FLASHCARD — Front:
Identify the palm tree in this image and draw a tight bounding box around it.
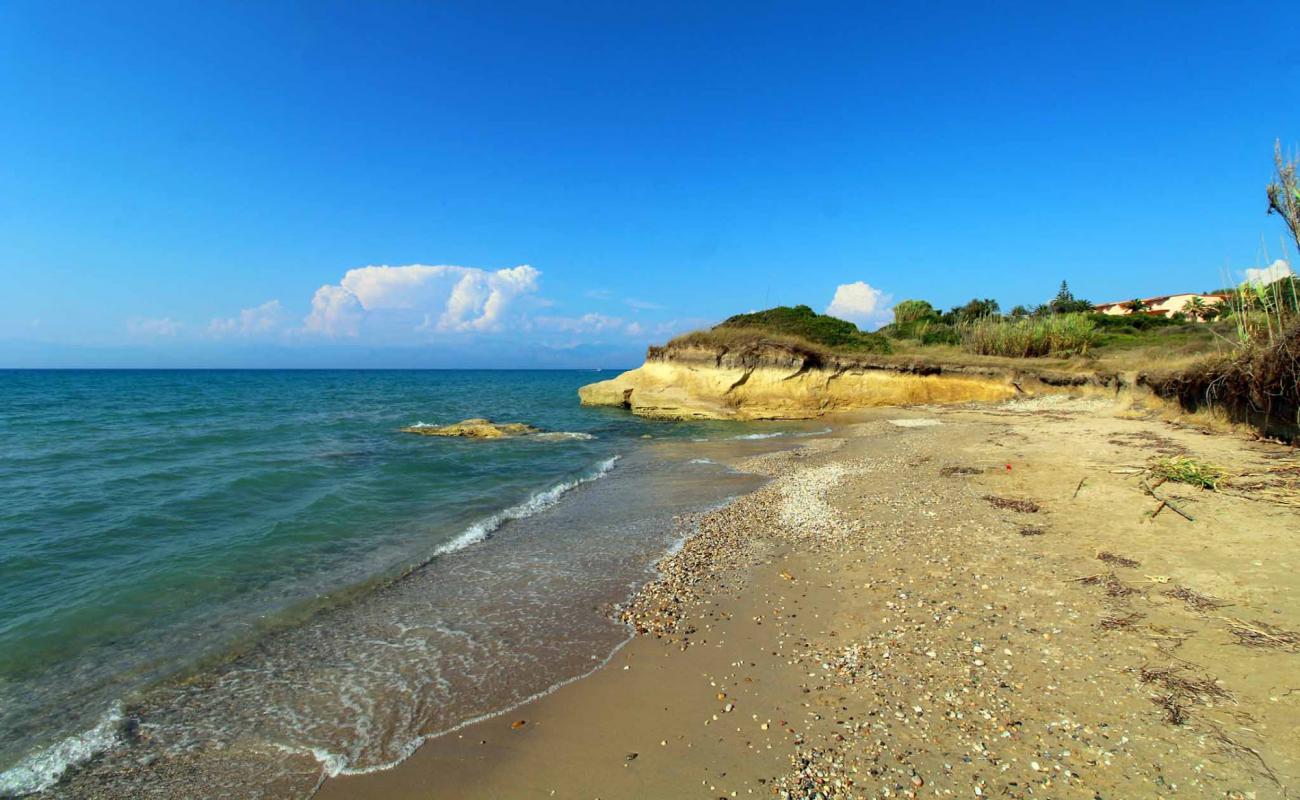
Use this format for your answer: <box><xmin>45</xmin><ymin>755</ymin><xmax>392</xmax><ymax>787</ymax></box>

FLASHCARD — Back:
<box><xmin>1123</xmin><ymin>298</ymin><xmax>1148</xmax><ymax>314</ymax></box>
<box><xmin>1184</xmin><ymin>296</ymin><xmax>1208</xmax><ymax>321</ymax></box>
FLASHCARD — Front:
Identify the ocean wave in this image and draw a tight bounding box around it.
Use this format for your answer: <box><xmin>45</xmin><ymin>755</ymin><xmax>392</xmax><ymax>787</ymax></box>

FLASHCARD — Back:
<box><xmin>688</xmin><ymin>458</ymin><xmax>716</xmax><ymax>464</ymax></box>
<box><xmin>0</xmin><ymin>703</ymin><xmax>123</xmax><ymax>796</ymax></box>
<box><xmin>432</xmin><ymin>456</ymin><xmax>620</xmax><ymax>556</ymax></box>
<box><xmin>529</xmin><ymin>431</ymin><xmax>596</xmax><ymax>441</ymax></box>
<box><xmin>731</xmin><ymin>431</ymin><xmax>786</xmax><ymax>440</ymax></box>
<box><xmin>794</xmin><ymin>427</ymin><xmax>833</xmax><ymax>437</ymax></box>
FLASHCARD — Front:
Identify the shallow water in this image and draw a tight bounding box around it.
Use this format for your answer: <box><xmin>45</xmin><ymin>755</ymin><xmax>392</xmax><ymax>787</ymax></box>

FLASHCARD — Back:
<box><xmin>0</xmin><ymin>370</ymin><xmax>814</xmax><ymax>797</ymax></box>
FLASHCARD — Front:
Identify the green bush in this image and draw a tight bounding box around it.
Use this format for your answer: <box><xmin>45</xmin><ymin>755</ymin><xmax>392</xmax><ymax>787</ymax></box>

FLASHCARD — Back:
<box><xmin>959</xmin><ymin>314</ymin><xmax>1098</xmax><ymax>357</ymax></box>
<box><xmin>1089</xmin><ymin>312</ymin><xmax>1183</xmax><ymax>333</ymax></box>
<box><xmin>892</xmin><ymin>299</ymin><xmax>940</xmax><ymax>326</ymax></box>
<box><xmin>714</xmin><ymin>305</ymin><xmax>892</xmax><ymax>353</ymax></box>
<box><xmin>920</xmin><ymin>324</ymin><xmax>961</xmax><ymax>346</ymax></box>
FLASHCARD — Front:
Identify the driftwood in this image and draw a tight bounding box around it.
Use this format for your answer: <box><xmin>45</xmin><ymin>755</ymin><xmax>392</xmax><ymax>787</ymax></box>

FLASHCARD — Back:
<box><xmin>1141</xmin><ymin>479</ymin><xmax>1194</xmax><ymax>522</ymax></box>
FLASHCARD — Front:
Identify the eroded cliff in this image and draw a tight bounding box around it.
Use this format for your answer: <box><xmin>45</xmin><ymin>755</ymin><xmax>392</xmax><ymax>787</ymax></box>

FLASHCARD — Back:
<box><xmin>579</xmin><ymin>341</ymin><xmax>1104</xmax><ymax>420</ymax></box>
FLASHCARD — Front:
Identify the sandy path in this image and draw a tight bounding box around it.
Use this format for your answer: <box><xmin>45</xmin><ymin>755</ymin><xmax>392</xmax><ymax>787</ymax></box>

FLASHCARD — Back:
<box><xmin>318</xmin><ymin>397</ymin><xmax>1298</xmax><ymax>799</ymax></box>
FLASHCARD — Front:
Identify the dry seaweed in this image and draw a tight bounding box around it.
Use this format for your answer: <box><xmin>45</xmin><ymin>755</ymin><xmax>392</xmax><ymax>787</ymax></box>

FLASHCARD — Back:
<box><xmin>982</xmin><ymin>495</ymin><xmax>1040</xmax><ymax>513</ymax></box>
<box><xmin>1099</xmin><ymin>612</ymin><xmax>1145</xmax><ymax>630</ymax></box>
<box><xmin>1073</xmin><ymin>572</ymin><xmax>1137</xmax><ymax>597</ymax></box>
<box><xmin>1097</xmin><ymin>551</ymin><xmax>1141</xmax><ymax>568</ymax></box>
<box><xmin>1138</xmin><ymin>665</ymin><xmax>1232</xmax><ymax>702</ymax></box>
<box><xmin>1164</xmin><ymin>585</ymin><xmax>1228</xmax><ymax>612</ymax></box>
<box><xmin>940</xmin><ymin>465</ymin><xmax>983</xmax><ymax>476</ymax></box>
<box><xmin>1018</xmin><ymin>526</ymin><xmax>1046</xmax><ymax>537</ymax></box>
<box><xmin>1152</xmin><ymin>693</ymin><xmax>1190</xmax><ymax>725</ymax></box>
<box><xmin>1220</xmin><ymin>617</ymin><xmax>1300</xmax><ymax>651</ymax></box>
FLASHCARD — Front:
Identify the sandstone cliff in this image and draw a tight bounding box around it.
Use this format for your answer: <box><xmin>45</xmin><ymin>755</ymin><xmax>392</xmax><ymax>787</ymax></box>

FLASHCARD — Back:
<box><xmin>579</xmin><ymin>341</ymin><xmax>1107</xmax><ymax>420</ymax></box>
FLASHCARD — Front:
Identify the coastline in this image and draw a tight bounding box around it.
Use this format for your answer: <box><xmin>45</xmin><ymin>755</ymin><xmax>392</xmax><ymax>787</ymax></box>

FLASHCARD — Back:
<box><xmin>319</xmin><ymin>397</ymin><xmax>1299</xmax><ymax>798</ymax></box>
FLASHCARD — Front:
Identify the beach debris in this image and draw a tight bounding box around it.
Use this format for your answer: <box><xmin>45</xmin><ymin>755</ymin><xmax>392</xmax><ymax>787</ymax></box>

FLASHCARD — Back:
<box><xmin>1150</xmin><ymin>455</ymin><xmax>1226</xmax><ymax>490</ymax></box>
<box><xmin>1097</xmin><ymin>550</ymin><xmax>1140</xmax><ymax>568</ymax></box>
<box><xmin>1099</xmin><ymin>611</ymin><xmax>1145</xmax><ymax>630</ymax></box>
<box><xmin>511</xmin><ymin>719</ymin><xmax>527</xmax><ymax>729</ymax></box>
<box><xmin>939</xmin><ymin>465</ymin><xmax>983</xmax><ymax>476</ymax></box>
<box><xmin>1072</xmin><ymin>476</ymin><xmax>1087</xmax><ymax>497</ymax></box>
<box><xmin>982</xmin><ymin>494</ymin><xmax>1040</xmax><ymax>513</ymax></box>
<box><xmin>1219</xmin><ymin>617</ymin><xmax>1300</xmax><ymax>652</ymax></box>
<box><xmin>1140</xmin><ymin>479</ymin><xmax>1195</xmax><ymax>521</ymax></box>
<box><xmin>402</xmin><ymin>418</ymin><xmax>542</xmax><ymax>438</ymax></box>
<box><xmin>1018</xmin><ymin>525</ymin><xmax>1046</xmax><ymax>536</ymax></box>
<box><xmin>1074</xmin><ymin>572</ymin><xmax>1137</xmax><ymax>597</ymax></box>
<box><xmin>1164</xmin><ymin>585</ymin><xmax>1227</xmax><ymax>611</ymax></box>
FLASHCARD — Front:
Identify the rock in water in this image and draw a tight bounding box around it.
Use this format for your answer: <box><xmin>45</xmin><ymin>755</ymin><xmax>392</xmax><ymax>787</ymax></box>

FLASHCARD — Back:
<box><xmin>401</xmin><ymin>418</ymin><xmax>541</xmax><ymax>438</ymax></box>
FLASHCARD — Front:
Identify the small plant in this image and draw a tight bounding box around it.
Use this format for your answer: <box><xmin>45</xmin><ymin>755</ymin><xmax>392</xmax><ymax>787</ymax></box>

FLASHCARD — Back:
<box><xmin>1151</xmin><ymin>456</ymin><xmax>1225</xmax><ymax>490</ymax></box>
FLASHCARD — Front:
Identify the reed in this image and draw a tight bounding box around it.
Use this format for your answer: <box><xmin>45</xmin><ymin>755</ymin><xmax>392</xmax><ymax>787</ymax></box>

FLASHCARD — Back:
<box><xmin>958</xmin><ymin>313</ymin><xmax>1097</xmax><ymax>357</ymax></box>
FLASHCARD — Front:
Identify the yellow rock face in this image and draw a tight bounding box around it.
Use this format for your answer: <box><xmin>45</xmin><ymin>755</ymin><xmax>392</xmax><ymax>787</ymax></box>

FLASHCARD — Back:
<box><xmin>578</xmin><ymin>352</ymin><xmax>1019</xmax><ymax>420</ymax></box>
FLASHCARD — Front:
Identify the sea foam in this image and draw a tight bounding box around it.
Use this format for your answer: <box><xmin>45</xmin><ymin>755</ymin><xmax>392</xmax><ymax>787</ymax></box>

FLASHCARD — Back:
<box><xmin>433</xmin><ymin>456</ymin><xmax>619</xmax><ymax>556</ymax></box>
<box><xmin>0</xmin><ymin>703</ymin><xmax>123</xmax><ymax>796</ymax></box>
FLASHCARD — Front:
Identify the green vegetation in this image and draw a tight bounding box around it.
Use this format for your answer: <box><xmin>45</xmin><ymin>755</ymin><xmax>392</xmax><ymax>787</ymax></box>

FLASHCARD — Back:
<box><xmin>892</xmin><ymin>299</ymin><xmax>938</xmax><ymax>325</ymax></box>
<box><xmin>1266</xmin><ymin>140</ymin><xmax>1300</xmax><ymax>251</ymax></box>
<box><xmin>1148</xmin><ymin>141</ymin><xmax>1300</xmax><ymax>442</ymax></box>
<box><xmin>959</xmin><ymin>313</ymin><xmax>1097</xmax><ymax>357</ymax></box>
<box><xmin>1047</xmin><ymin>281</ymin><xmax>1094</xmax><ymax>314</ymax></box>
<box><xmin>1151</xmin><ymin>456</ymin><xmax>1226</xmax><ymax>490</ymax></box>
<box><xmin>672</xmin><ymin>304</ymin><xmax>892</xmax><ymax>355</ymax></box>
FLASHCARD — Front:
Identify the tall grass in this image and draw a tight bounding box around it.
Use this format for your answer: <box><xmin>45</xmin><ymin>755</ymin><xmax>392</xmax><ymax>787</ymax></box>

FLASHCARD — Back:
<box><xmin>959</xmin><ymin>313</ymin><xmax>1097</xmax><ymax>357</ymax></box>
<box><xmin>1221</xmin><ymin>276</ymin><xmax>1300</xmax><ymax>347</ymax></box>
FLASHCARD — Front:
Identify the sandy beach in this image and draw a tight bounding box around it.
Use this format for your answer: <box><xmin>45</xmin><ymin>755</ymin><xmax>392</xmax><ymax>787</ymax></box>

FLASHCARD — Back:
<box><xmin>318</xmin><ymin>395</ymin><xmax>1299</xmax><ymax>799</ymax></box>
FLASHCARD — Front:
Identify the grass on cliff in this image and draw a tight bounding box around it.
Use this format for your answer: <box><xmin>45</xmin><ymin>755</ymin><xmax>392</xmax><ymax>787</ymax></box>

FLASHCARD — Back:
<box><xmin>670</xmin><ymin>305</ymin><xmax>892</xmax><ymax>356</ymax></box>
<box><xmin>1147</xmin><ymin>315</ymin><xmax>1300</xmax><ymax>442</ymax></box>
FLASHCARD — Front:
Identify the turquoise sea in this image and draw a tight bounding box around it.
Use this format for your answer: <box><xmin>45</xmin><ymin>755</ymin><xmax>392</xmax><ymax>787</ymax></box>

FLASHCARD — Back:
<box><xmin>0</xmin><ymin>370</ymin><xmax>821</xmax><ymax>798</ymax></box>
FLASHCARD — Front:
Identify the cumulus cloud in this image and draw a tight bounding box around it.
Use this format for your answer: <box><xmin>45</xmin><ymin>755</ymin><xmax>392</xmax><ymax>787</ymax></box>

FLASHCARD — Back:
<box><xmin>1244</xmin><ymin>259</ymin><xmax>1294</xmax><ymax>286</ymax></box>
<box><xmin>303</xmin><ymin>264</ymin><xmax>540</xmax><ymax>338</ymax></box>
<box><xmin>127</xmin><ymin>317</ymin><xmax>181</xmax><ymax>337</ymax></box>
<box><xmin>825</xmin><ymin>281</ymin><xmax>893</xmax><ymax>330</ymax></box>
<box><xmin>535</xmin><ymin>313</ymin><xmax>629</xmax><ymax>334</ymax></box>
<box><xmin>209</xmin><ymin>300</ymin><xmax>285</xmax><ymax>337</ymax></box>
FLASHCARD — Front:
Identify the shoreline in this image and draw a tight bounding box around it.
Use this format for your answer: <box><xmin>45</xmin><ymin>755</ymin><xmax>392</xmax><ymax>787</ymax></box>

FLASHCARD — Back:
<box><xmin>319</xmin><ymin>397</ymin><xmax>1299</xmax><ymax>798</ymax></box>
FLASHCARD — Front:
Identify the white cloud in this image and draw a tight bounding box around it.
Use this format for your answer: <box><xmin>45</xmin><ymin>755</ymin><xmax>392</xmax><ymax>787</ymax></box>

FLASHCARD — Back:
<box><xmin>305</xmin><ymin>284</ymin><xmax>365</xmax><ymax>337</ymax></box>
<box><xmin>127</xmin><ymin>317</ymin><xmax>181</xmax><ymax>337</ymax></box>
<box><xmin>535</xmin><ymin>312</ymin><xmax>627</xmax><ymax>334</ymax></box>
<box><xmin>1244</xmin><ymin>259</ymin><xmax>1294</xmax><ymax>286</ymax></box>
<box><xmin>825</xmin><ymin>281</ymin><xmax>893</xmax><ymax>330</ymax></box>
<box><xmin>303</xmin><ymin>264</ymin><xmax>541</xmax><ymax>337</ymax></box>
<box><xmin>208</xmin><ymin>300</ymin><xmax>284</xmax><ymax>337</ymax></box>
<box><xmin>624</xmin><ymin>298</ymin><xmax>663</xmax><ymax>310</ymax></box>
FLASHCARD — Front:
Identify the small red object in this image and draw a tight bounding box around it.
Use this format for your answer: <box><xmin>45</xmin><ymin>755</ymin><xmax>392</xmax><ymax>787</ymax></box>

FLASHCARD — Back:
<box><xmin>1005</xmin><ymin>464</ymin><xmax>1012</xmax><ymax>471</ymax></box>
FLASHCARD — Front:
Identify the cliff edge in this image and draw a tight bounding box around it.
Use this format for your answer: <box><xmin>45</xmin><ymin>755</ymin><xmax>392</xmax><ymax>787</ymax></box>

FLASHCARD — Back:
<box><xmin>578</xmin><ymin>341</ymin><xmax>1041</xmax><ymax>420</ymax></box>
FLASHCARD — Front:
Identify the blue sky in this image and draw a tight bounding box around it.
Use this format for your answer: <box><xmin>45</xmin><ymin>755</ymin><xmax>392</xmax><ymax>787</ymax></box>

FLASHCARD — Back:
<box><xmin>1</xmin><ymin>1</ymin><xmax>1296</xmax><ymax>367</ymax></box>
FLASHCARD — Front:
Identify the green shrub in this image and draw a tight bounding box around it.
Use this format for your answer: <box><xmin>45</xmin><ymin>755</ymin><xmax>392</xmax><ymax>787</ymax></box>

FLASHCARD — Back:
<box><xmin>920</xmin><ymin>323</ymin><xmax>961</xmax><ymax>346</ymax></box>
<box><xmin>892</xmin><ymin>299</ymin><xmax>940</xmax><ymax>326</ymax></box>
<box><xmin>711</xmin><ymin>305</ymin><xmax>892</xmax><ymax>354</ymax></box>
<box><xmin>959</xmin><ymin>313</ymin><xmax>1097</xmax><ymax>357</ymax></box>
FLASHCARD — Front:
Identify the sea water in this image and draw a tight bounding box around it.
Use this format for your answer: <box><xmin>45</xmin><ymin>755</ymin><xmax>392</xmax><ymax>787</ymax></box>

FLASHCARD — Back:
<box><xmin>0</xmin><ymin>370</ymin><xmax>819</xmax><ymax>797</ymax></box>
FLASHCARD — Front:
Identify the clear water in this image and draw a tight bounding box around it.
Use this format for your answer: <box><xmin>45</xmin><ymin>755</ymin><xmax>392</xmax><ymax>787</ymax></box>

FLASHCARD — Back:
<box><xmin>0</xmin><ymin>370</ymin><xmax>816</xmax><ymax>797</ymax></box>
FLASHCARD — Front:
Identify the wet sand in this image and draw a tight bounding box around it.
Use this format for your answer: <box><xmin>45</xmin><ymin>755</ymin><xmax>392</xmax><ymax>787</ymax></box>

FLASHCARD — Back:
<box><xmin>318</xmin><ymin>396</ymin><xmax>1300</xmax><ymax>799</ymax></box>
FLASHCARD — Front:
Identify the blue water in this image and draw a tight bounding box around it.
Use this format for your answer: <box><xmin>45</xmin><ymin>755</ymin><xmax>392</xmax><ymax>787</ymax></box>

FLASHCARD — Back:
<box><xmin>0</xmin><ymin>370</ymin><xmax>813</xmax><ymax>797</ymax></box>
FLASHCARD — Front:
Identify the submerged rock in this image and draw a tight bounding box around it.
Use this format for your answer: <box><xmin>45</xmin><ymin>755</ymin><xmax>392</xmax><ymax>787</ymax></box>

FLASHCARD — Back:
<box><xmin>401</xmin><ymin>418</ymin><xmax>541</xmax><ymax>438</ymax></box>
